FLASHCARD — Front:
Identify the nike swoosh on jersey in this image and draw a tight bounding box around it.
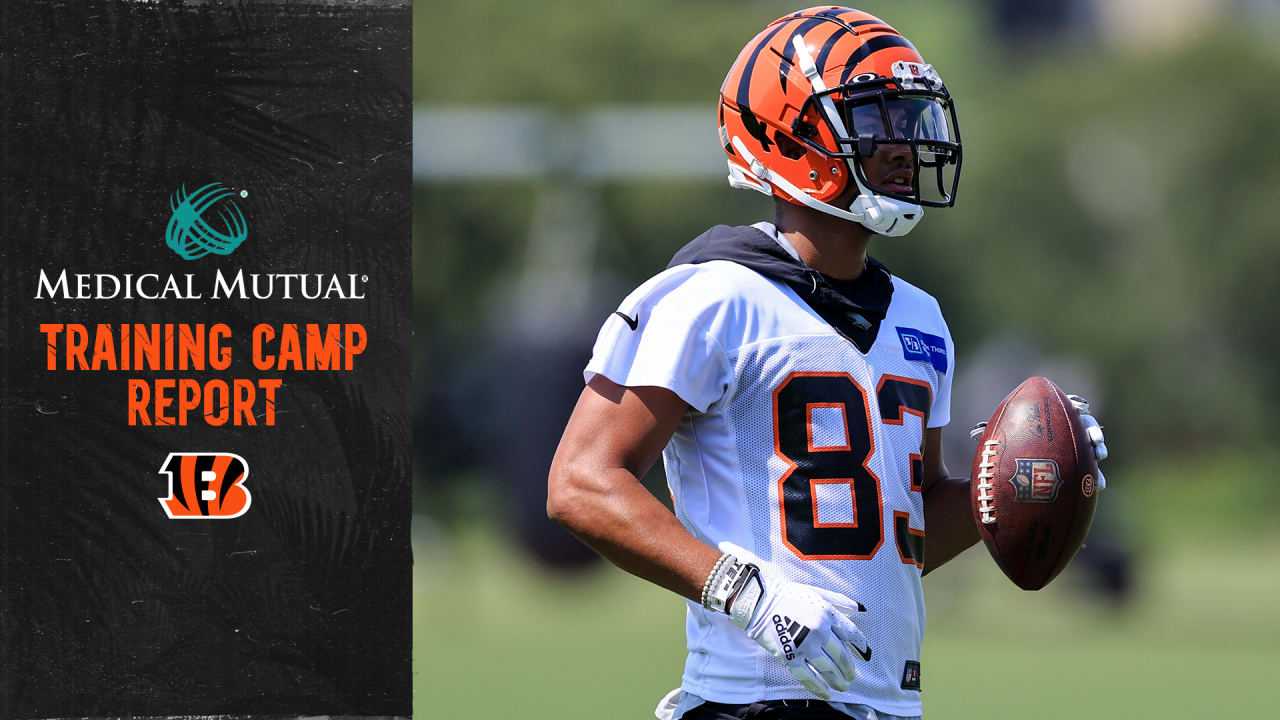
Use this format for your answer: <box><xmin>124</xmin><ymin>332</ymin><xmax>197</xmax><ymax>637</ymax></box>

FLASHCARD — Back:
<box><xmin>613</xmin><ymin>311</ymin><xmax>639</xmax><ymax>330</ymax></box>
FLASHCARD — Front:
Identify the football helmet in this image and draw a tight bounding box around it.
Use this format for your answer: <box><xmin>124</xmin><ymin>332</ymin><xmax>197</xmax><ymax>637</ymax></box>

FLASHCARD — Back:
<box><xmin>719</xmin><ymin>7</ymin><xmax>962</xmax><ymax>236</ymax></box>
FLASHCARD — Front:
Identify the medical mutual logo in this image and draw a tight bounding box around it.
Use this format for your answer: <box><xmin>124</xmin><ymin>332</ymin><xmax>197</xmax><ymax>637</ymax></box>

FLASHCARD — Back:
<box><xmin>32</xmin><ymin>179</ymin><xmax>369</xmax><ymax>301</ymax></box>
<box><xmin>165</xmin><ymin>182</ymin><xmax>249</xmax><ymax>260</ymax></box>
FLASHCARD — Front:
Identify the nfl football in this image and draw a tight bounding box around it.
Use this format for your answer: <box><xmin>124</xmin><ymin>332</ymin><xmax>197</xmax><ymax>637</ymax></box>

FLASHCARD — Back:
<box><xmin>970</xmin><ymin>377</ymin><xmax>1099</xmax><ymax>590</ymax></box>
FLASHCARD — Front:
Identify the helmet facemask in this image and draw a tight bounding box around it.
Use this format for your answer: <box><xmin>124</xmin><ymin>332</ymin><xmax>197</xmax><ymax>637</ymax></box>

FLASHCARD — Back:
<box><xmin>796</xmin><ymin>68</ymin><xmax>962</xmax><ymax>210</ymax></box>
<box><xmin>785</xmin><ymin>41</ymin><xmax>961</xmax><ymax>236</ymax></box>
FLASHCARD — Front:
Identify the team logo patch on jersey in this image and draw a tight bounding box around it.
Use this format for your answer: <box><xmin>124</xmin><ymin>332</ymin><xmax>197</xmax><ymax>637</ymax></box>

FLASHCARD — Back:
<box><xmin>896</xmin><ymin>327</ymin><xmax>947</xmax><ymax>373</ymax></box>
<box><xmin>901</xmin><ymin>660</ymin><xmax>921</xmax><ymax>690</ymax></box>
<box><xmin>1009</xmin><ymin>459</ymin><xmax>1062</xmax><ymax>502</ymax></box>
<box><xmin>158</xmin><ymin>452</ymin><xmax>251</xmax><ymax>518</ymax></box>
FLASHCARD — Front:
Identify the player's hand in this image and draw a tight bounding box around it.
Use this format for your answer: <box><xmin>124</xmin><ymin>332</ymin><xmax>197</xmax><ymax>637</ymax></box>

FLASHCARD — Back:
<box><xmin>1067</xmin><ymin>394</ymin><xmax>1109</xmax><ymax>489</ymax></box>
<box><xmin>717</xmin><ymin>543</ymin><xmax>871</xmax><ymax>700</ymax></box>
<box><xmin>743</xmin><ymin>576</ymin><xmax>870</xmax><ymax>699</ymax></box>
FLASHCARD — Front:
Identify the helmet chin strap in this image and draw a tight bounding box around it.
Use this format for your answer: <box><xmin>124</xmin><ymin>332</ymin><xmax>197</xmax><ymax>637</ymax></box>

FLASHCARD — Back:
<box><xmin>846</xmin><ymin>167</ymin><xmax>922</xmax><ymax>237</ymax></box>
<box><xmin>727</xmin><ymin>137</ymin><xmax>925</xmax><ymax>237</ymax></box>
<box><xmin>730</xmin><ymin>136</ymin><xmax>863</xmax><ymax>224</ymax></box>
<box><xmin>786</xmin><ymin>35</ymin><xmax>924</xmax><ymax>237</ymax></box>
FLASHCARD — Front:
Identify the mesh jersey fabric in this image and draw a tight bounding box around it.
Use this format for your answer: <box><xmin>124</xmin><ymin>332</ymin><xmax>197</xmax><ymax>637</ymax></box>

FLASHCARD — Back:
<box><xmin>584</xmin><ymin>223</ymin><xmax>953</xmax><ymax>717</ymax></box>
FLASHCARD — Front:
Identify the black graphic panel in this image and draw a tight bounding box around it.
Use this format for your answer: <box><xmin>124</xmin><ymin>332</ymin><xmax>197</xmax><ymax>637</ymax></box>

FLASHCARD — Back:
<box><xmin>0</xmin><ymin>1</ymin><xmax>410</xmax><ymax>716</ymax></box>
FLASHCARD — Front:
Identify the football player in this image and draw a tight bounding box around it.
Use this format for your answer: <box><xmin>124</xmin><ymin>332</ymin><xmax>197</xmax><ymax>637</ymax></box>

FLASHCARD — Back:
<box><xmin>547</xmin><ymin>7</ymin><xmax>1107</xmax><ymax>720</ymax></box>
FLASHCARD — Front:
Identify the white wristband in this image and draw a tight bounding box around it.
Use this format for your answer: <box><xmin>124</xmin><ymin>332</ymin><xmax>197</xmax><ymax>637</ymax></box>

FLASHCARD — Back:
<box><xmin>701</xmin><ymin>554</ymin><xmax>738</xmax><ymax>613</ymax></box>
<box><xmin>702</xmin><ymin>555</ymin><xmax>764</xmax><ymax>630</ymax></box>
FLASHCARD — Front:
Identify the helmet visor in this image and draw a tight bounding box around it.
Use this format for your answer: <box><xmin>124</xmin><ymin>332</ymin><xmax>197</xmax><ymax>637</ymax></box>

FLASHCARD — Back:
<box><xmin>818</xmin><ymin>89</ymin><xmax>962</xmax><ymax>207</ymax></box>
<box><xmin>848</xmin><ymin>96</ymin><xmax>953</xmax><ymax>144</ymax></box>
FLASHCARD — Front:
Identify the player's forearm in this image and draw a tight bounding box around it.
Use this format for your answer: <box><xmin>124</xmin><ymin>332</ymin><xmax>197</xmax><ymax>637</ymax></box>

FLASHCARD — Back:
<box><xmin>921</xmin><ymin>475</ymin><xmax>980</xmax><ymax>574</ymax></box>
<box><xmin>547</xmin><ymin>465</ymin><xmax>722</xmax><ymax>602</ymax></box>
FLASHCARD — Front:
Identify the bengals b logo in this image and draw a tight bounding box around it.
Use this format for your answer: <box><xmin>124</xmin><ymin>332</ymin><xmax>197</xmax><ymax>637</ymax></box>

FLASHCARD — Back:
<box><xmin>158</xmin><ymin>452</ymin><xmax>251</xmax><ymax>519</ymax></box>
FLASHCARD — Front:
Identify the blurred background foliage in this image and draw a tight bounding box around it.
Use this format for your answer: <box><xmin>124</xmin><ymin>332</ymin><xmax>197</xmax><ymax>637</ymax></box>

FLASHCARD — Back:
<box><xmin>414</xmin><ymin>1</ymin><xmax>1280</xmax><ymax>717</ymax></box>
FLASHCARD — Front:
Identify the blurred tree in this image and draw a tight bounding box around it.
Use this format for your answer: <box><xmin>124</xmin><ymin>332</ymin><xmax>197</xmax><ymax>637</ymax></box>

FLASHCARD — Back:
<box><xmin>989</xmin><ymin>0</ymin><xmax>1095</xmax><ymax>50</ymax></box>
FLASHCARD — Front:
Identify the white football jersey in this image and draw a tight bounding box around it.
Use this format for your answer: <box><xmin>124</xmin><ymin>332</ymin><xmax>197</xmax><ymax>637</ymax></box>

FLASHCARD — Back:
<box><xmin>585</xmin><ymin>223</ymin><xmax>952</xmax><ymax>716</ymax></box>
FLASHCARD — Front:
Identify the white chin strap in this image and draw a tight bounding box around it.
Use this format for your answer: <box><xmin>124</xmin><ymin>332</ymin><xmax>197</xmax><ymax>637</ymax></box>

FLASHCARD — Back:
<box><xmin>724</xmin><ymin>37</ymin><xmax>923</xmax><ymax>238</ymax></box>
<box><xmin>729</xmin><ymin>138</ymin><xmax>920</xmax><ymax>237</ymax></box>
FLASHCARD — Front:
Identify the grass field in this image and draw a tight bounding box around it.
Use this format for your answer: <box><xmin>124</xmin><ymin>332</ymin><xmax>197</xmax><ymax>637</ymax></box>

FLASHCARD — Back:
<box><xmin>413</xmin><ymin>468</ymin><xmax>1280</xmax><ymax>718</ymax></box>
<box><xmin>414</xmin><ymin>531</ymin><xmax>1279</xmax><ymax>718</ymax></box>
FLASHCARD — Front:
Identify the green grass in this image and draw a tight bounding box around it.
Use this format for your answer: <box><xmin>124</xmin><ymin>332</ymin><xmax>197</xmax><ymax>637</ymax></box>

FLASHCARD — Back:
<box><xmin>922</xmin><ymin>541</ymin><xmax>1280</xmax><ymax>718</ymax></box>
<box><xmin>414</xmin><ymin>513</ymin><xmax>1280</xmax><ymax>718</ymax></box>
<box><xmin>413</xmin><ymin>526</ymin><xmax>687</xmax><ymax>718</ymax></box>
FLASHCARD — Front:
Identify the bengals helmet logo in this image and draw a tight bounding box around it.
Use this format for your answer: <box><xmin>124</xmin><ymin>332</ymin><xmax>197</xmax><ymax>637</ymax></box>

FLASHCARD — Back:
<box><xmin>158</xmin><ymin>452</ymin><xmax>251</xmax><ymax>519</ymax></box>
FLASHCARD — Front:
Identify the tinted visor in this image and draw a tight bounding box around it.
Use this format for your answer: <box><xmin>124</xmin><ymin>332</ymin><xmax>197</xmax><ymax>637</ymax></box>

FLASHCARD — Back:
<box><xmin>839</xmin><ymin>93</ymin><xmax>960</xmax><ymax>206</ymax></box>
<box><xmin>847</xmin><ymin>96</ymin><xmax>953</xmax><ymax>143</ymax></box>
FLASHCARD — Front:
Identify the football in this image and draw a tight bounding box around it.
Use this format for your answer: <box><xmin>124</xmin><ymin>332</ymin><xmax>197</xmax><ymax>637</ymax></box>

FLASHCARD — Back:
<box><xmin>970</xmin><ymin>376</ymin><xmax>1099</xmax><ymax>590</ymax></box>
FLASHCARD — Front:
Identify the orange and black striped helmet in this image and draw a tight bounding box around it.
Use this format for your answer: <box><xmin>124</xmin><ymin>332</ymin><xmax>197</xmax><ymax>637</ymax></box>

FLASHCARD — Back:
<box><xmin>720</xmin><ymin>6</ymin><xmax>961</xmax><ymax>236</ymax></box>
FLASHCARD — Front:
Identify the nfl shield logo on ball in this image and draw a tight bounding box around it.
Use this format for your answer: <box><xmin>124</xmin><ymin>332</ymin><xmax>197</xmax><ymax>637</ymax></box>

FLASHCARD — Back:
<box><xmin>1008</xmin><ymin>458</ymin><xmax>1062</xmax><ymax>502</ymax></box>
